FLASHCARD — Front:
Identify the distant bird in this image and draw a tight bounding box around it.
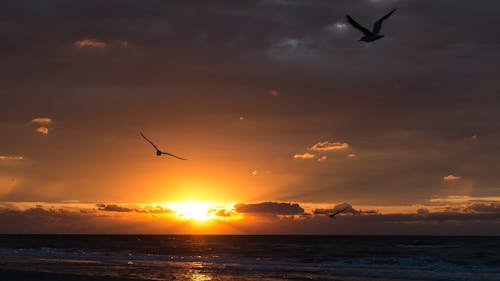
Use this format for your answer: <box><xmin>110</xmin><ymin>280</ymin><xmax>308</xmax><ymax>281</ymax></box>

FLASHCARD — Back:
<box><xmin>346</xmin><ymin>9</ymin><xmax>396</xmax><ymax>42</ymax></box>
<box><xmin>328</xmin><ymin>207</ymin><xmax>349</xmax><ymax>220</ymax></box>
<box><xmin>140</xmin><ymin>131</ymin><xmax>187</xmax><ymax>160</ymax></box>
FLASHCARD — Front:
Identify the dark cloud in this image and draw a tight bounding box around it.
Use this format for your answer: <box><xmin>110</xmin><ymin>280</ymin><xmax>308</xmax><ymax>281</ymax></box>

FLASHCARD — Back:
<box><xmin>357</xmin><ymin>203</ymin><xmax>500</xmax><ymax>224</ymax></box>
<box><xmin>96</xmin><ymin>204</ymin><xmax>173</xmax><ymax>214</ymax></box>
<box><xmin>96</xmin><ymin>204</ymin><xmax>133</xmax><ymax>212</ymax></box>
<box><xmin>314</xmin><ymin>202</ymin><xmax>378</xmax><ymax>216</ymax></box>
<box><xmin>235</xmin><ymin>202</ymin><xmax>304</xmax><ymax>215</ymax></box>
<box><xmin>311</xmin><ymin>202</ymin><xmax>500</xmax><ymax>224</ymax></box>
<box><xmin>464</xmin><ymin>202</ymin><xmax>500</xmax><ymax>213</ymax></box>
<box><xmin>444</xmin><ymin>202</ymin><xmax>500</xmax><ymax>214</ymax></box>
<box><xmin>0</xmin><ymin>205</ymin><xmax>179</xmax><ymax>234</ymax></box>
<box><xmin>0</xmin><ymin>207</ymin><xmax>100</xmax><ymax>233</ymax></box>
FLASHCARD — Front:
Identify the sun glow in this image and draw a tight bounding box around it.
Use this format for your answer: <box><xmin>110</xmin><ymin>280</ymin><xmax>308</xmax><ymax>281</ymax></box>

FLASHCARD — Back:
<box><xmin>167</xmin><ymin>201</ymin><xmax>236</xmax><ymax>222</ymax></box>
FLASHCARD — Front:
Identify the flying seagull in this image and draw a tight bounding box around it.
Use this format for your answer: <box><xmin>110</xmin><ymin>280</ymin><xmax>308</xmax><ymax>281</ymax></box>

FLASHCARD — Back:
<box><xmin>140</xmin><ymin>131</ymin><xmax>187</xmax><ymax>160</ymax></box>
<box><xmin>328</xmin><ymin>207</ymin><xmax>349</xmax><ymax>220</ymax></box>
<box><xmin>346</xmin><ymin>9</ymin><xmax>396</xmax><ymax>42</ymax></box>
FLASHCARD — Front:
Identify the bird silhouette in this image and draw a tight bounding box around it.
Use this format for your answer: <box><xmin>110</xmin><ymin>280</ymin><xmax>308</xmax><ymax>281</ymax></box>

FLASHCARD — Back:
<box><xmin>140</xmin><ymin>131</ymin><xmax>187</xmax><ymax>160</ymax></box>
<box><xmin>346</xmin><ymin>9</ymin><xmax>396</xmax><ymax>42</ymax></box>
<box><xmin>328</xmin><ymin>207</ymin><xmax>349</xmax><ymax>220</ymax></box>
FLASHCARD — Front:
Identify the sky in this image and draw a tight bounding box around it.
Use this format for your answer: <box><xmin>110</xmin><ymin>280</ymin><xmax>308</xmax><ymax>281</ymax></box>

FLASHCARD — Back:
<box><xmin>1</xmin><ymin>0</ymin><xmax>500</xmax><ymax>234</ymax></box>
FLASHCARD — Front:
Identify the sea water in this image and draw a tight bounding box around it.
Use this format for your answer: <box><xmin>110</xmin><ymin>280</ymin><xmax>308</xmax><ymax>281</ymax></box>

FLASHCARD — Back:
<box><xmin>0</xmin><ymin>235</ymin><xmax>499</xmax><ymax>280</ymax></box>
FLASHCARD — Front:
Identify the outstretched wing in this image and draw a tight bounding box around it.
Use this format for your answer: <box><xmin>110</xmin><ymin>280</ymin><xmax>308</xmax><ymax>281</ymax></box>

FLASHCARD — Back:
<box><xmin>372</xmin><ymin>9</ymin><xmax>396</xmax><ymax>34</ymax></box>
<box><xmin>346</xmin><ymin>15</ymin><xmax>372</xmax><ymax>36</ymax></box>
<box><xmin>161</xmin><ymin>151</ymin><xmax>187</xmax><ymax>160</ymax></box>
<box><xmin>140</xmin><ymin>131</ymin><xmax>160</xmax><ymax>151</ymax></box>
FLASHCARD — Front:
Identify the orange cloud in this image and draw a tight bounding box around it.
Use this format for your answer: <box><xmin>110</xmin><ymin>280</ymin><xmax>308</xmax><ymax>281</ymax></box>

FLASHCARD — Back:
<box><xmin>293</xmin><ymin>152</ymin><xmax>315</xmax><ymax>159</ymax></box>
<box><xmin>317</xmin><ymin>155</ymin><xmax>327</xmax><ymax>162</ymax></box>
<box><xmin>443</xmin><ymin>174</ymin><xmax>461</xmax><ymax>181</ymax></box>
<box><xmin>270</xmin><ymin>89</ymin><xmax>280</xmax><ymax>97</ymax></box>
<box><xmin>35</xmin><ymin>126</ymin><xmax>49</xmax><ymax>135</ymax></box>
<box><xmin>309</xmin><ymin>141</ymin><xmax>349</xmax><ymax>152</ymax></box>
<box><xmin>0</xmin><ymin>155</ymin><xmax>24</xmax><ymax>161</ymax></box>
<box><xmin>30</xmin><ymin>117</ymin><xmax>52</xmax><ymax>125</ymax></box>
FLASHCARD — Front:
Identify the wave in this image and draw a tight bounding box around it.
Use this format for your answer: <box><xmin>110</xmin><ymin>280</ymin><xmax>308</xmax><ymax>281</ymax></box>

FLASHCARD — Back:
<box><xmin>396</xmin><ymin>243</ymin><xmax>462</xmax><ymax>249</ymax></box>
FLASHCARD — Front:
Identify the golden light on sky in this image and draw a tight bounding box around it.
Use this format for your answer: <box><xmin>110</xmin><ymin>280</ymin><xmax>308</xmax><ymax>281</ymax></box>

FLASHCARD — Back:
<box><xmin>166</xmin><ymin>201</ymin><xmax>238</xmax><ymax>222</ymax></box>
<box><xmin>1</xmin><ymin>1</ymin><xmax>500</xmax><ymax>235</ymax></box>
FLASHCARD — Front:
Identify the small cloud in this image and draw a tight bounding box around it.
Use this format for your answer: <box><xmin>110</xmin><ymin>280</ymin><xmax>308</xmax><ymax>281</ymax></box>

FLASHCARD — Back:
<box><xmin>35</xmin><ymin>126</ymin><xmax>49</xmax><ymax>135</ymax></box>
<box><xmin>279</xmin><ymin>38</ymin><xmax>299</xmax><ymax>48</ymax></box>
<box><xmin>293</xmin><ymin>152</ymin><xmax>315</xmax><ymax>160</ymax></box>
<box><xmin>30</xmin><ymin>118</ymin><xmax>52</xmax><ymax>125</ymax></box>
<box><xmin>270</xmin><ymin>90</ymin><xmax>280</xmax><ymax>97</ymax></box>
<box><xmin>239</xmin><ymin>116</ymin><xmax>245</xmax><ymax>121</ymax></box>
<box><xmin>443</xmin><ymin>174</ymin><xmax>461</xmax><ymax>181</ymax></box>
<box><xmin>348</xmin><ymin>153</ymin><xmax>357</xmax><ymax>158</ymax></box>
<box><xmin>0</xmin><ymin>156</ymin><xmax>24</xmax><ymax>161</ymax></box>
<box><xmin>326</xmin><ymin>22</ymin><xmax>348</xmax><ymax>32</ymax></box>
<box><xmin>317</xmin><ymin>155</ymin><xmax>327</xmax><ymax>162</ymax></box>
<box><xmin>251</xmin><ymin>170</ymin><xmax>258</xmax><ymax>175</ymax></box>
<box><xmin>74</xmin><ymin>39</ymin><xmax>107</xmax><ymax>48</ymax></box>
<box><xmin>309</xmin><ymin>141</ymin><xmax>349</xmax><ymax>152</ymax></box>
<box><xmin>120</xmin><ymin>41</ymin><xmax>129</xmax><ymax>48</ymax></box>
<box><xmin>267</xmin><ymin>38</ymin><xmax>315</xmax><ymax>60</ymax></box>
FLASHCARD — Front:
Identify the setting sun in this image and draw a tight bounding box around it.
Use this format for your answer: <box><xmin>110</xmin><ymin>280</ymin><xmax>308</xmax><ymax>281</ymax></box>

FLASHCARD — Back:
<box><xmin>166</xmin><ymin>201</ymin><xmax>236</xmax><ymax>222</ymax></box>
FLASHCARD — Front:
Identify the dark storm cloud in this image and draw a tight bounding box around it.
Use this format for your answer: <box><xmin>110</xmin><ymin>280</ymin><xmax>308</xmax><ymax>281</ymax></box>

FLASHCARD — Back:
<box><xmin>235</xmin><ymin>202</ymin><xmax>305</xmax><ymax>215</ymax></box>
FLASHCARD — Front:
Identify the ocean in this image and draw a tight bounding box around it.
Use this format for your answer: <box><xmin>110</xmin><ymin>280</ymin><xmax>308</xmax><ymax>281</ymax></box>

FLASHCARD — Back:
<box><xmin>0</xmin><ymin>235</ymin><xmax>499</xmax><ymax>281</ymax></box>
